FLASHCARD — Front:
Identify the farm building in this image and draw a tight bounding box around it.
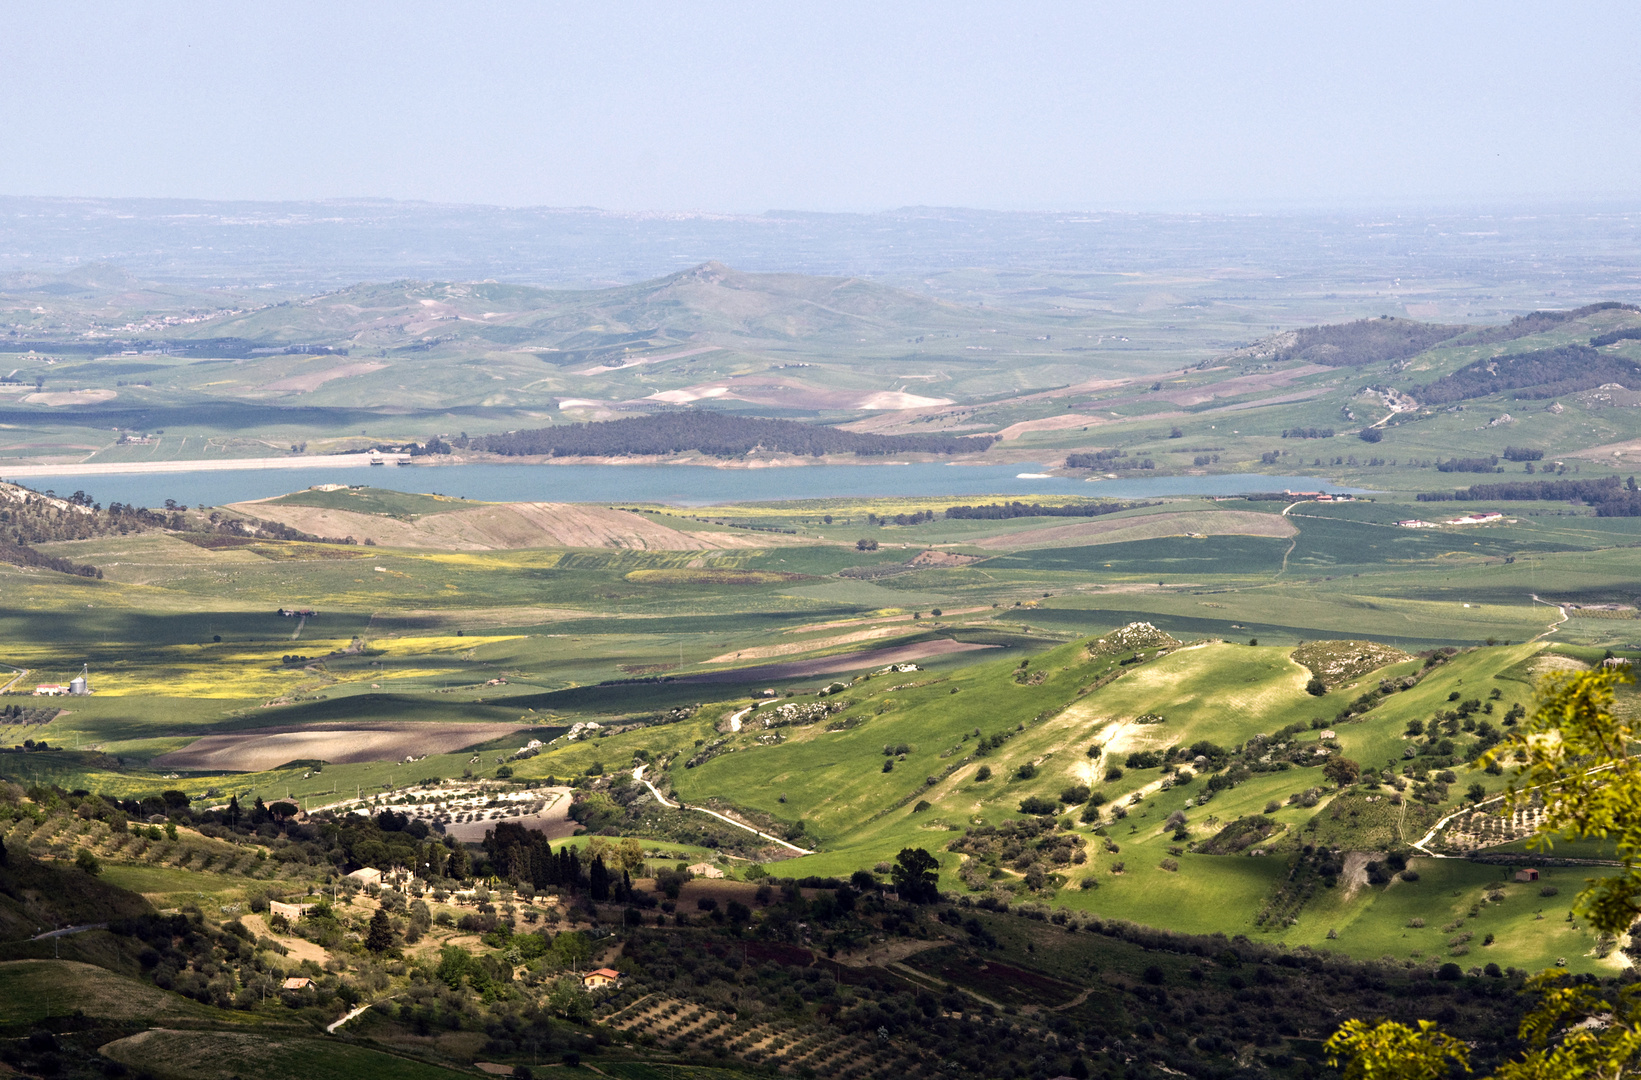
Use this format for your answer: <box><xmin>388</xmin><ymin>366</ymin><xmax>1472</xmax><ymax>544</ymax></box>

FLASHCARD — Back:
<box><xmin>582</xmin><ymin>968</ymin><xmax>621</xmax><ymax>990</ymax></box>
<box><xmin>269</xmin><ymin>900</ymin><xmax>314</xmax><ymax>921</ymax></box>
<box><xmin>1515</xmin><ymin>868</ymin><xmax>1540</xmax><ymax>882</ymax></box>
<box><xmin>1447</xmin><ymin>512</ymin><xmax>1505</xmax><ymax>525</ymax></box>
<box><xmin>281</xmin><ymin>977</ymin><xmax>313</xmax><ymax>991</ymax></box>
<box><xmin>346</xmin><ymin>867</ymin><xmax>384</xmax><ymax>888</ymax></box>
<box><xmin>1604</xmin><ymin>657</ymin><xmax>1634</xmax><ymax>669</ymax></box>
<box><xmin>687</xmin><ymin>862</ymin><xmax>725</xmax><ymax>879</ymax></box>
<box><xmin>32</xmin><ymin>684</ymin><xmax>68</xmax><ymax>696</ymax></box>
<box><xmin>1397</xmin><ymin>519</ymin><xmax>1440</xmax><ymax>528</ymax></box>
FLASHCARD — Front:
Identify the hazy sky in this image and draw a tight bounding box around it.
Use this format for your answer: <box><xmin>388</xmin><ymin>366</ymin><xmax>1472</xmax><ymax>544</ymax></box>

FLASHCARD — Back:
<box><xmin>4</xmin><ymin>1</ymin><xmax>1638</xmax><ymax>213</ymax></box>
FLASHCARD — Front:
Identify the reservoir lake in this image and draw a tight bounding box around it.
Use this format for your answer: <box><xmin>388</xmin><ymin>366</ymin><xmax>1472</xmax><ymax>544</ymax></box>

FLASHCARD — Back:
<box><xmin>5</xmin><ymin>462</ymin><xmax>1369</xmax><ymax>509</ymax></box>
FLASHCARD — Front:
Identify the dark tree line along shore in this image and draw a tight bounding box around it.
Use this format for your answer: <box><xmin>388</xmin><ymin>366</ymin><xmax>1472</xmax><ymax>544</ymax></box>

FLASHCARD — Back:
<box><xmin>462</xmin><ymin>414</ymin><xmax>996</xmax><ymax>458</ymax></box>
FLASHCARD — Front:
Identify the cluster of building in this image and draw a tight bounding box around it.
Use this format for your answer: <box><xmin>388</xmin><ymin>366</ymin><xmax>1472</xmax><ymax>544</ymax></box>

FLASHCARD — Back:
<box><xmin>266</xmin><ymin>868</ymin><xmax>623</xmax><ymax>991</ymax></box>
<box><xmin>32</xmin><ymin>668</ymin><xmax>91</xmax><ymax>696</ymax></box>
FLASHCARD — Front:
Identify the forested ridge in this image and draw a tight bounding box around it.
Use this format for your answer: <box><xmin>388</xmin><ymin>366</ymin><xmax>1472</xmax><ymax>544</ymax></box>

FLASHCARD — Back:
<box><xmin>1409</xmin><ymin>344</ymin><xmax>1641</xmax><ymax>405</ymax></box>
<box><xmin>1461</xmin><ymin>301</ymin><xmax>1638</xmax><ymax>346</ymax></box>
<box><xmin>0</xmin><ymin>483</ymin><xmax>353</xmax><ymax>577</ymax></box>
<box><xmin>463</xmin><ymin>413</ymin><xmax>995</xmax><ymax>458</ymax></box>
<box><xmin>1270</xmin><ymin>317</ymin><xmax>1466</xmax><ymax>367</ymax></box>
<box><xmin>1418</xmin><ymin>475</ymin><xmax>1641</xmax><ymax>516</ymax></box>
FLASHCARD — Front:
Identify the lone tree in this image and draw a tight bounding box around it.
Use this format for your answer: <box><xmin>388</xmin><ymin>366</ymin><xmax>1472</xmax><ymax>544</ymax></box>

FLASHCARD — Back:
<box><xmin>1322</xmin><ymin>756</ymin><xmax>1360</xmax><ymax>788</ymax></box>
<box><xmin>1329</xmin><ymin>666</ymin><xmax>1641</xmax><ymax>1079</ymax></box>
<box><xmin>1306</xmin><ymin>676</ymin><xmax>1327</xmax><ymax>697</ymax></box>
<box><xmin>365</xmin><ymin>907</ymin><xmax>396</xmax><ymax>953</ymax></box>
<box><xmin>890</xmin><ymin>847</ymin><xmax>940</xmax><ymax>904</ymax></box>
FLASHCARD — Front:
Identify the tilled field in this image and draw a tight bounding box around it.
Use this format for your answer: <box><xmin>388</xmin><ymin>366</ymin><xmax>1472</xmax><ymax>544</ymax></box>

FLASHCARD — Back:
<box><xmin>152</xmin><ymin>721</ymin><xmax>528</xmax><ymax>771</ymax></box>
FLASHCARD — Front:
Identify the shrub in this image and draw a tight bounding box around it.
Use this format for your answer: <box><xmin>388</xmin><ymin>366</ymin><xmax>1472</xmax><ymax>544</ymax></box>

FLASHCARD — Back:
<box><xmin>1059</xmin><ymin>784</ymin><xmax>1091</xmax><ymax>804</ymax></box>
<box><xmin>1305</xmin><ymin>677</ymin><xmax>1327</xmax><ymax>697</ymax></box>
<box><xmin>1105</xmin><ymin>766</ymin><xmax>1125</xmax><ymax>782</ymax></box>
<box><xmin>1015</xmin><ymin>763</ymin><xmax>1038</xmax><ymax>781</ymax></box>
<box><xmin>1540</xmin><ymin>885</ymin><xmax>1559</xmax><ymax>897</ymax></box>
<box><xmin>973</xmin><ymin>765</ymin><xmax>992</xmax><ymax>782</ymax></box>
<box><xmin>1018</xmin><ymin>796</ymin><xmax>1059</xmax><ymax>815</ymax></box>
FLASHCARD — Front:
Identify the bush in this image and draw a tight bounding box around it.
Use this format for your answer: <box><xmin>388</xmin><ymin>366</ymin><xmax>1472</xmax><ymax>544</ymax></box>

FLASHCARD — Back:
<box><xmin>1437</xmin><ymin>962</ymin><xmax>1463</xmax><ymax>981</ymax></box>
<box><xmin>1540</xmin><ymin>885</ymin><xmax>1559</xmax><ymax>897</ymax></box>
<box><xmin>1059</xmin><ymin>784</ymin><xmax>1091</xmax><ymax>804</ymax></box>
<box><xmin>1305</xmin><ymin>677</ymin><xmax>1327</xmax><ymax>697</ymax></box>
<box><xmin>1015</xmin><ymin>763</ymin><xmax>1038</xmax><ymax>781</ymax></box>
<box><xmin>1018</xmin><ymin>796</ymin><xmax>1059</xmax><ymax>816</ymax></box>
<box><xmin>973</xmin><ymin>765</ymin><xmax>992</xmax><ymax>782</ymax></box>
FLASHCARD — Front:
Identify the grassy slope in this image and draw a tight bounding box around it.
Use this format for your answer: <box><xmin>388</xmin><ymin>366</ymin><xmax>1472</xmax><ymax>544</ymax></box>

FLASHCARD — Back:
<box><xmin>644</xmin><ymin>635</ymin><xmax>1611</xmax><ymax>969</ymax></box>
<box><xmin>101</xmin><ymin>1028</ymin><xmax>473</xmax><ymax>1080</ymax></box>
<box><xmin>0</xmin><ymin>960</ymin><xmax>247</xmax><ymax>1025</ymax></box>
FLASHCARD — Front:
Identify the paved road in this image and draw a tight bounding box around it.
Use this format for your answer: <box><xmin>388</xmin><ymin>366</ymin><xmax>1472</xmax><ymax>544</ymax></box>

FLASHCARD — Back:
<box><xmin>327</xmin><ymin>1001</ymin><xmax>376</xmax><ymax>1033</ymax></box>
<box><xmin>30</xmin><ymin>923</ymin><xmax>107</xmax><ymax>940</ymax></box>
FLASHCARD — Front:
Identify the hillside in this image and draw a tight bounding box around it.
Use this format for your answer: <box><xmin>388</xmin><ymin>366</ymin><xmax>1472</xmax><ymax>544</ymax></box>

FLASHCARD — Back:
<box><xmin>173</xmin><ymin>261</ymin><xmax>981</xmax><ymax>352</ymax></box>
<box><xmin>235</xmin><ymin>496</ymin><xmax>784</xmax><ymax>550</ymax></box>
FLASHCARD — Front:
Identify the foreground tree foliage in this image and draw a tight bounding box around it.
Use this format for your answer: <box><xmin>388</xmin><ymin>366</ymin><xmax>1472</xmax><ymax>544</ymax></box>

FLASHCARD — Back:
<box><xmin>1330</xmin><ymin>667</ymin><xmax>1641</xmax><ymax>1079</ymax></box>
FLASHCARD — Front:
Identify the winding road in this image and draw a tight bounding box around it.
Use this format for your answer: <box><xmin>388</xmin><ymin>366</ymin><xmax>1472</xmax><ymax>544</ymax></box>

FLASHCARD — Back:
<box><xmin>0</xmin><ymin>665</ymin><xmax>27</xmax><ymax>696</ymax></box>
<box><xmin>1530</xmin><ymin>593</ymin><xmax>1569</xmax><ymax>641</ymax></box>
<box><xmin>633</xmin><ymin>763</ymin><xmax>814</xmax><ymax>856</ymax></box>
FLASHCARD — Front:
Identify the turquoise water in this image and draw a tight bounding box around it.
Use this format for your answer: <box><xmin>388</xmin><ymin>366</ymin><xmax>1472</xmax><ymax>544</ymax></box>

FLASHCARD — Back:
<box><xmin>8</xmin><ymin>462</ymin><xmax>1368</xmax><ymax>509</ymax></box>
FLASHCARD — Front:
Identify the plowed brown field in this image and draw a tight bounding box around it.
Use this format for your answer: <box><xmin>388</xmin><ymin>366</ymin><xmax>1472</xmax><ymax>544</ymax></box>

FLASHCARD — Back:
<box><xmin>230</xmin><ymin>499</ymin><xmax>787</xmax><ymax>550</ymax></box>
<box><xmin>152</xmin><ymin>722</ymin><xmax>528</xmax><ymax>771</ymax></box>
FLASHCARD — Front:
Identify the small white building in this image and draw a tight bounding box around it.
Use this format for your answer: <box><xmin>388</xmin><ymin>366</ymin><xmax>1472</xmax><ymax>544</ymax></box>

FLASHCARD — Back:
<box><xmin>346</xmin><ymin>867</ymin><xmax>384</xmax><ymax>889</ymax></box>
<box><xmin>269</xmin><ymin>900</ymin><xmax>314</xmax><ymax>921</ymax></box>
<box><xmin>687</xmin><ymin>862</ymin><xmax>725</xmax><ymax>879</ymax></box>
